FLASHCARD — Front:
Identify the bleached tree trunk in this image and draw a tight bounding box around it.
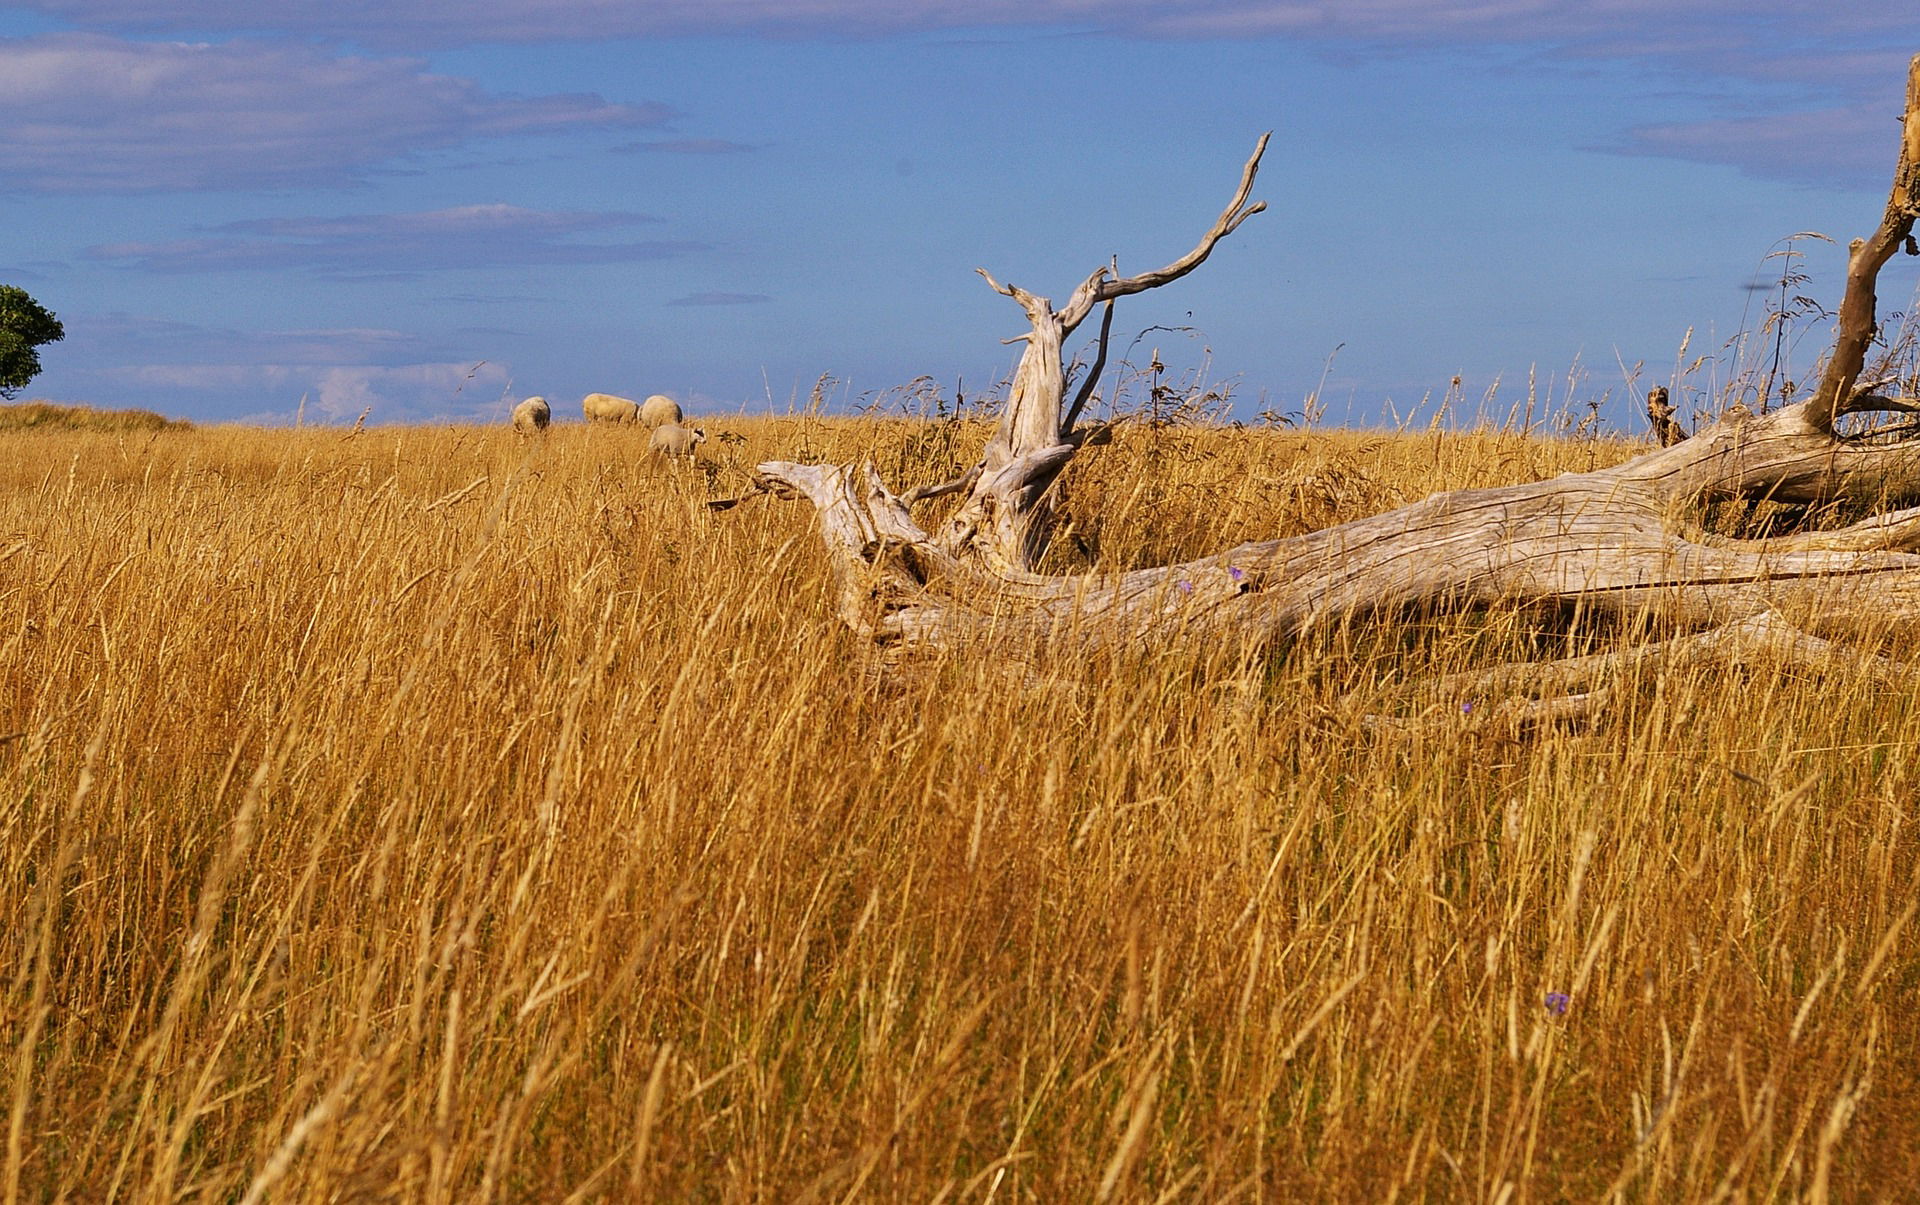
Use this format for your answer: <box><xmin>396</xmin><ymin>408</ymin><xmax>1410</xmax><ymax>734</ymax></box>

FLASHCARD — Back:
<box><xmin>924</xmin><ymin>134</ymin><xmax>1270</xmax><ymax>572</ymax></box>
<box><xmin>757</xmin><ymin>56</ymin><xmax>1920</xmax><ymax>662</ymax></box>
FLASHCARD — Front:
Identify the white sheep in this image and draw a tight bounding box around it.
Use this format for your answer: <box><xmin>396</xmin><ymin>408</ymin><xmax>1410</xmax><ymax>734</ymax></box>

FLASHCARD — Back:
<box><xmin>640</xmin><ymin>394</ymin><xmax>683</xmax><ymax>428</ymax></box>
<box><xmin>581</xmin><ymin>392</ymin><xmax>641</xmax><ymax>424</ymax></box>
<box><xmin>511</xmin><ymin>396</ymin><xmax>551</xmax><ymax>433</ymax></box>
<box><xmin>648</xmin><ymin>422</ymin><xmax>707</xmax><ymax>458</ymax></box>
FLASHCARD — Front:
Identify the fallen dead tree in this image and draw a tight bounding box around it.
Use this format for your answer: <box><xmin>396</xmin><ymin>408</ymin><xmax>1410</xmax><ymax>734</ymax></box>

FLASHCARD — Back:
<box><xmin>755</xmin><ymin>57</ymin><xmax>1920</xmax><ymax>684</ymax></box>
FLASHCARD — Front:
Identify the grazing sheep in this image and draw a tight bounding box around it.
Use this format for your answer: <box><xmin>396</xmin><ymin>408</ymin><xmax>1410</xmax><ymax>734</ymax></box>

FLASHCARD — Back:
<box><xmin>511</xmin><ymin>396</ymin><xmax>551</xmax><ymax>433</ymax></box>
<box><xmin>649</xmin><ymin>422</ymin><xmax>707</xmax><ymax>458</ymax></box>
<box><xmin>582</xmin><ymin>392</ymin><xmax>641</xmax><ymax>424</ymax></box>
<box><xmin>641</xmin><ymin>394</ymin><xmax>683</xmax><ymax>428</ymax></box>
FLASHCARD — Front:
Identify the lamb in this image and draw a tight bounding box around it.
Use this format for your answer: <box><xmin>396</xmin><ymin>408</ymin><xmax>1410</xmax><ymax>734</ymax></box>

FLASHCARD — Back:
<box><xmin>648</xmin><ymin>422</ymin><xmax>707</xmax><ymax>458</ymax></box>
<box><xmin>511</xmin><ymin>396</ymin><xmax>551</xmax><ymax>433</ymax></box>
<box><xmin>640</xmin><ymin>394</ymin><xmax>683</xmax><ymax>428</ymax></box>
<box><xmin>581</xmin><ymin>392</ymin><xmax>641</xmax><ymax>424</ymax></box>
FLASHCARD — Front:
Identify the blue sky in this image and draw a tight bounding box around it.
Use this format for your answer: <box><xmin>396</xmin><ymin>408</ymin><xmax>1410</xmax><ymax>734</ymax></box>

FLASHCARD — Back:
<box><xmin>1</xmin><ymin>3</ymin><xmax>1914</xmax><ymax>428</ymax></box>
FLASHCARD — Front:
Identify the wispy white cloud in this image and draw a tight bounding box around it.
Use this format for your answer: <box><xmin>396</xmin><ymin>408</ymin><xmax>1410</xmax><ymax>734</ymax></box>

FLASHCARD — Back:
<box><xmin>0</xmin><ymin>33</ymin><xmax>667</xmax><ymax>193</ymax></box>
<box><xmin>110</xmin><ymin>361</ymin><xmax>511</xmax><ymax>422</ymax></box>
<box><xmin>301</xmin><ymin>360</ymin><xmax>514</xmax><ymax>422</ymax></box>
<box><xmin>1607</xmin><ymin>104</ymin><xmax>1898</xmax><ymax>188</ymax></box>
<box><xmin>17</xmin><ymin>0</ymin><xmax>1031</xmax><ymax>44</ymax></box>
<box><xmin>10</xmin><ymin>4</ymin><xmax>1911</xmax><ymax>190</ymax></box>
<box><xmin>14</xmin><ymin>0</ymin><xmax>1914</xmax><ymax>50</ymax></box>
<box><xmin>84</xmin><ymin>204</ymin><xmax>704</xmax><ymax>275</ymax></box>
<box><xmin>434</xmin><ymin>291</ymin><xmax>559</xmax><ymax>305</ymax></box>
<box><xmin>1136</xmin><ymin>0</ymin><xmax>1906</xmax><ymax>45</ymax></box>
<box><xmin>47</xmin><ymin>312</ymin><xmax>519</xmax><ymax>421</ymax></box>
<box><xmin>614</xmin><ymin>138</ymin><xmax>760</xmax><ymax>155</ymax></box>
<box><xmin>72</xmin><ymin>312</ymin><xmax>434</xmax><ymax>364</ymax></box>
<box><xmin>667</xmin><ymin>291</ymin><xmax>771</xmax><ymax>306</ymax></box>
<box><xmin>221</xmin><ymin>206</ymin><xmax>659</xmax><ymax>240</ymax></box>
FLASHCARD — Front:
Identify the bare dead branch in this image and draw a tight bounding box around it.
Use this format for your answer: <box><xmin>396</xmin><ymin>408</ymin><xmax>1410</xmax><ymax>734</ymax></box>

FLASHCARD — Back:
<box><xmin>1062</xmin><ymin>300</ymin><xmax>1117</xmax><ymax>433</ymax></box>
<box><xmin>1056</xmin><ymin>133</ymin><xmax>1271</xmax><ymax>335</ymax></box>
<box><xmin>974</xmin><ymin>268</ymin><xmax>1049</xmax><ymax>319</ymax></box>
<box><xmin>705</xmin><ymin>487</ymin><xmax>765</xmax><ymax>512</ymax></box>
<box><xmin>903</xmin><ymin>463</ymin><xmax>983</xmax><ymax>505</ymax></box>
<box><xmin>1365</xmin><ymin>611</ymin><xmax>1914</xmax><ymax>738</ymax></box>
<box><xmin>1809</xmin><ymin>54</ymin><xmax>1920</xmax><ymax>434</ymax></box>
<box><xmin>1838</xmin><ymin>393</ymin><xmax>1920</xmax><ymax>417</ymax></box>
<box><xmin>1425</xmin><ymin>611</ymin><xmax>1910</xmax><ymax>704</ymax></box>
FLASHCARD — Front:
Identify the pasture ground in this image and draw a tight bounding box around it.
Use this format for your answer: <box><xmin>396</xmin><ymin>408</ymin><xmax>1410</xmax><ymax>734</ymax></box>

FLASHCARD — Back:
<box><xmin>3</xmin><ymin>417</ymin><xmax>1917</xmax><ymax>1201</ymax></box>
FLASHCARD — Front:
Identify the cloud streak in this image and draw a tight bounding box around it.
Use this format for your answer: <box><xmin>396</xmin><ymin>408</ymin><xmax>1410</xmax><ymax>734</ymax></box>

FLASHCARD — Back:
<box><xmin>0</xmin><ymin>33</ymin><xmax>667</xmax><ymax>193</ymax></box>
<box><xmin>70</xmin><ymin>312</ymin><xmax>435</xmax><ymax>365</ymax></box>
<box><xmin>59</xmin><ymin>312</ymin><xmax>518</xmax><ymax>421</ymax></box>
<box><xmin>85</xmin><ymin>204</ymin><xmax>706</xmax><ymax>275</ymax></box>
<box><xmin>615</xmin><ymin>138</ymin><xmax>760</xmax><ymax>155</ymax></box>
<box><xmin>1607</xmin><ymin>104</ymin><xmax>1901</xmax><ymax>187</ymax></box>
<box><xmin>11</xmin><ymin>4</ymin><xmax>1911</xmax><ymax>190</ymax></box>
<box><xmin>667</xmin><ymin>292</ymin><xmax>771</xmax><ymax>306</ymax></box>
<box><xmin>14</xmin><ymin>0</ymin><xmax>1914</xmax><ymax>50</ymax></box>
<box><xmin>105</xmin><ymin>361</ymin><xmax>514</xmax><ymax>422</ymax></box>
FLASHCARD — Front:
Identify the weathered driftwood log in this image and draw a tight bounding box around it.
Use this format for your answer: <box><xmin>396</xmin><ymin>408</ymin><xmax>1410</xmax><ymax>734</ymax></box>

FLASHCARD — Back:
<box><xmin>760</xmin><ymin>395</ymin><xmax>1920</xmax><ymax>655</ymax></box>
<box><xmin>758</xmin><ymin>56</ymin><xmax>1920</xmax><ymax>663</ymax></box>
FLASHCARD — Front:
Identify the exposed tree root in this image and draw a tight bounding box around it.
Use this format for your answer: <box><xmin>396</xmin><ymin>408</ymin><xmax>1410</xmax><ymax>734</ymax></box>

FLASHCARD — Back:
<box><xmin>1365</xmin><ymin>611</ymin><xmax>1913</xmax><ymax>738</ymax></box>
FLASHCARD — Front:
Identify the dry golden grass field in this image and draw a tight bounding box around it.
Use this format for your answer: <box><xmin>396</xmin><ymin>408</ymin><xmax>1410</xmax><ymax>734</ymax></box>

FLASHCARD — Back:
<box><xmin>3</xmin><ymin>413</ymin><xmax>1917</xmax><ymax>1202</ymax></box>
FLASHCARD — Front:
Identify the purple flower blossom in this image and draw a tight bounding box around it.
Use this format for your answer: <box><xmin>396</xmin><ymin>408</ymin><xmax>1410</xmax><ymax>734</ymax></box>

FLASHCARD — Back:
<box><xmin>1228</xmin><ymin>566</ymin><xmax>1246</xmax><ymax>583</ymax></box>
<box><xmin>1545</xmin><ymin>992</ymin><xmax>1570</xmax><ymax>1016</ymax></box>
<box><xmin>1177</xmin><ymin>580</ymin><xmax>1193</xmax><ymax>594</ymax></box>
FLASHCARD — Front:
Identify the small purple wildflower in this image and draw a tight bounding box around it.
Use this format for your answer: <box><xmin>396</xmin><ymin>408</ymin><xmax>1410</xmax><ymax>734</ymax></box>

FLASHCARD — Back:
<box><xmin>1177</xmin><ymin>580</ymin><xmax>1193</xmax><ymax>594</ymax></box>
<box><xmin>1545</xmin><ymin>992</ymin><xmax>1570</xmax><ymax>1016</ymax></box>
<box><xmin>1228</xmin><ymin>566</ymin><xmax>1246</xmax><ymax>583</ymax></box>
<box><xmin>1461</xmin><ymin>701</ymin><xmax>1474</xmax><ymax>715</ymax></box>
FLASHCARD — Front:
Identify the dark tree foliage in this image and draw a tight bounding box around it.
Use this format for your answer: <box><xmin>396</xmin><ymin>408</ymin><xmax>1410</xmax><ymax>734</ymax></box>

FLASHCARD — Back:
<box><xmin>0</xmin><ymin>285</ymin><xmax>65</xmax><ymax>400</ymax></box>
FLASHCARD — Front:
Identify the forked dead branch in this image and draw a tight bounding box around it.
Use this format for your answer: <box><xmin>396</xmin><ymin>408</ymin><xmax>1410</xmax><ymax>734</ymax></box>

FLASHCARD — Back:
<box><xmin>758</xmin><ymin>57</ymin><xmax>1920</xmax><ymax>683</ymax></box>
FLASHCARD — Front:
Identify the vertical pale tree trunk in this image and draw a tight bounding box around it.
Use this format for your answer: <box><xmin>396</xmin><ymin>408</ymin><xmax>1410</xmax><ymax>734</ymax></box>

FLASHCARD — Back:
<box><xmin>927</xmin><ymin>134</ymin><xmax>1271</xmax><ymax>572</ymax></box>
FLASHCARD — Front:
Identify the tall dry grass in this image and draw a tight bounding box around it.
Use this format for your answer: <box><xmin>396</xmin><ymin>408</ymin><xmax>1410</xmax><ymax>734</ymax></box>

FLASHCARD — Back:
<box><xmin>0</xmin><ymin>402</ymin><xmax>189</xmax><ymax>433</ymax></box>
<box><xmin>3</xmin><ymin>416</ymin><xmax>1916</xmax><ymax>1202</ymax></box>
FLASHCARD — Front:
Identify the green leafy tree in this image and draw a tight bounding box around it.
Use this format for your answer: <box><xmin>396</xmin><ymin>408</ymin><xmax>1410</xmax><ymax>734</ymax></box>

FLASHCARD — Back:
<box><xmin>0</xmin><ymin>285</ymin><xmax>65</xmax><ymax>400</ymax></box>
